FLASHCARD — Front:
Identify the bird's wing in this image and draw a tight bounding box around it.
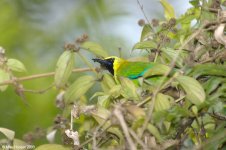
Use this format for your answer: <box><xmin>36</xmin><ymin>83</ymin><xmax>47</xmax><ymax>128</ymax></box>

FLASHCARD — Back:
<box><xmin>117</xmin><ymin>62</ymin><xmax>156</xmax><ymax>79</ymax></box>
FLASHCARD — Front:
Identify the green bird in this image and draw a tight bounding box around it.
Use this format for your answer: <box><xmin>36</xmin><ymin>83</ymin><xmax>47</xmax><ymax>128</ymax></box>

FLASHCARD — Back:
<box><xmin>93</xmin><ymin>56</ymin><xmax>169</xmax><ymax>86</ymax></box>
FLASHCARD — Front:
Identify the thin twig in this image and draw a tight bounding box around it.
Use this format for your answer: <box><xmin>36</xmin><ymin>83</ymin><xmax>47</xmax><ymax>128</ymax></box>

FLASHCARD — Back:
<box><xmin>137</xmin><ymin>96</ymin><xmax>152</xmax><ymax>107</ymax></box>
<box><xmin>22</xmin><ymin>83</ymin><xmax>54</xmax><ymax>94</ymax></box>
<box><xmin>128</xmin><ymin>128</ymin><xmax>148</xmax><ymax>150</ymax></box>
<box><xmin>175</xmin><ymin>95</ymin><xmax>186</xmax><ymax>103</ymax></box>
<box><xmin>0</xmin><ymin>68</ymin><xmax>92</xmax><ymax>86</ymax></box>
<box><xmin>113</xmin><ymin>105</ymin><xmax>136</xmax><ymax>150</ymax></box>
<box><xmin>208</xmin><ymin>112</ymin><xmax>226</xmax><ymax>121</ymax></box>
<box><xmin>139</xmin><ymin>91</ymin><xmax>157</xmax><ymax>138</ymax></box>
<box><xmin>92</xmin><ymin>115</ymin><xmax>111</xmax><ymax>150</ymax></box>
<box><xmin>137</xmin><ymin>0</ymin><xmax>154</xmax><ymax>32</ymax></box>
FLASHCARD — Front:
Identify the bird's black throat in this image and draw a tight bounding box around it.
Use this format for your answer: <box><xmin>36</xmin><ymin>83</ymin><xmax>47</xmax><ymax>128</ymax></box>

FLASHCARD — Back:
<box><xmin>92</xmin><ymin>58</ymin><xmax>115</xmax><ymax>75</ymax></box>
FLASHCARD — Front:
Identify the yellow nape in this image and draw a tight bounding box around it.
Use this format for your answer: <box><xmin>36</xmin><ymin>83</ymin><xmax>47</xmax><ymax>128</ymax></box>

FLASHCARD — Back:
<box><xmin>104</xmin><ymin>56</ymin><xmax>126</xmax><ymax>77</ymax></box>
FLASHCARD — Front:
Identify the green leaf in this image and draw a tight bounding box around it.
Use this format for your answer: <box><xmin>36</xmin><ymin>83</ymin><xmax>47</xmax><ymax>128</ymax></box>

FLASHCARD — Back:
<box><xmin>0</xmin><ymin>69</ymin><xmax>10</xmax><ymax>91</ymax></box>
<box><xmin>178</xmin><ymin>7</ymin><xmax>200</xmax><ymax>30</ymax></box>
<box><xmin>80</xmin><ymin>41</ymin><xmax>108</xmax><ymax>57</ymax></box>
<box><xmin>90</xmin><ymin>92</ymin><xmax>105</xmax><ymax>101</ymax></box>
<box><xmin>108</xmin><ymin>85</ymin><xmax>121</xmax><ymax>98</ymax></box>
<box><xmin>189</xmin><ymin>0</ymin><xmax>200</xmax><ymax>6</ymax></box>
<box><xmin>35</xmin><ymin>144</ymin><xmax>70</xmax><ymax>150</ymax></box>
<box><xmin>64</xmin><ymin>75</ymin><xmax>95</xmax><ymax>103</ymax></box>
<box><xmin>147</xmin><ymin>124</ymin><xmax>163</xmax><ymax>142</ymax></box>
<box><xmin>54</xmin><ymin>51</ymin><xmax>74</xmax><ymax>88</ymax></box>
<box><xmin>132</xmin><ymin>40</ymin><xmax>157</xmax><ymax>50</ymax></box>
<box><xmin>140</xmin><ymin>24</ymin><xmax>152</xmax><ymax>41</ymax></box>
<box><xmin>101</xmin><ymin>73</ymin><xmax>116</xmax><ymax>92</ymax></box>
<box><xmin>161</xmin><ymin>47</ymin><xmax>187</xmax><ymax>67</ymax></box>
<box><xmin>176</xmin><ymin>75</ymin><xmax>205</xmax><ymax>105</ymax></box>
<box><xmin>154</xmin><ymin>93</ymin><xmax>172</xmax><ymax>112</ymax></box>
<box><xmin>144</xmin><ymin>76</ymin><xmax>168</xmax><ymax>91</ymax></box>
<box><xmin>203</xmin><ymin>77</ymin><xmax>226</xmax><ymax>95</ymax></box>
<box><xmin>7</xmin><ymin>58</ymin><xmax>26</xmax><ymax>72</ymax></box>
<box><xmin>159</xmin><ymin>0</ymin><xmax>175</xmax><ymax>20</ymax></box>
<box><xmin>92</xmin><ymin>107</ymin><xmax>111</xmax><ymax>126</ymax></box>
<box><xmin>120</xmin><ymin>77</ymin><xmax>140</xmax><ymax>101</ymax></box>
<box><xmin>143</xmin><ymin>63</ymin><xmax>171</xmax><ymax>78</ymax></box>
<box><xmin>108</xmin><ymin>127</ymin><xmax>125</xmax><ymax>144</ymax></box>
<box><xmin>190</xmin><ymin>64</ymin><xmax>226</xmax><ymax>78</ymax></box>
<box><xmin>91</xmin><ymin>107</ymin><xmax>124</xmax><ymax>144</ymax></box>
<box><xmin>97</xmin><ymin>95</ymin><xmax>110</xmax><ymax>108</ymax></box>
<box><xmin>13</xmin><ymin>139</ymin><xmax>28</xmax><ymax>147</ymax></box>
<box><xmin>0</xmin><ymin>127</ymin><xmax>15</xmax><ymax>140</ymax></box>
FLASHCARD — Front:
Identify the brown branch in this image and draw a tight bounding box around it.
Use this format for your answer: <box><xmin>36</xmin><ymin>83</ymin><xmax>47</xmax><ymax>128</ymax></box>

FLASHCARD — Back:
<box><xmin>113</xmin><ymin>105</ymin><xmax>136</xmax><ymax>150</ymax></box>
<box><xmin>0</xmin><ymin>68</ymin><xmax>92</xmax><ymax>86</ymax></box>
<box><xmin>128</xmin><ymin>128</ymin><xmax>148</xmax><ymax>150</ymax></box>
<box><xmin>202</xmin><ymin>7</ymin><xmax>220</xmax><ymax>13</ymax></box>
<box><xmin>208</xmin><ymin>112</ymin><xmax>226</xmax><ymax>121</ymax></box>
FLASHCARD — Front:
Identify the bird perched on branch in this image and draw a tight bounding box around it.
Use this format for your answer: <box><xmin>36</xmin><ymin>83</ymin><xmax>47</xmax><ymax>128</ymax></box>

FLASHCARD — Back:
<box><xmin>93</xmin><ymin>56</ymin><xmax>156</xmax><ymax>79</ymax></box>
<box><xmin>93</xmin><ymin>56</ymin><xmax>171</xmax><ymax>86</ymax></box>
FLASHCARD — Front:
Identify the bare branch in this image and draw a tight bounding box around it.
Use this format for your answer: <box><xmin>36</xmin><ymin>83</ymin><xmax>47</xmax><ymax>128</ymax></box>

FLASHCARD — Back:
<box><xmin>113</xmin><ymin>105</ymin><xmax>136</xmax><ymax>150</ymax></box>
<box><xmin>0</xmin><ymin>68</ymin><xmax>92</xmax><ymax>86</ymax></box>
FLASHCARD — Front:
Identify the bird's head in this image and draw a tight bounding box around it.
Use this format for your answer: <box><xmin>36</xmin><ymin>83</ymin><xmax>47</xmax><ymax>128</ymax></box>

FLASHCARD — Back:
<box><xmin>92</xmin><ymin>56</ymin><xmax>125</xmax><ymax>75</ymax></box>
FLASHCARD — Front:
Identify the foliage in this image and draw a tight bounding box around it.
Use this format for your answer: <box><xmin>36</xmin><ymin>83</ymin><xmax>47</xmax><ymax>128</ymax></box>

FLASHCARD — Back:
<box><xmin>0</xmin><ymin>0</ymin><xmax>226</xmax><ymax>149</ymax></box>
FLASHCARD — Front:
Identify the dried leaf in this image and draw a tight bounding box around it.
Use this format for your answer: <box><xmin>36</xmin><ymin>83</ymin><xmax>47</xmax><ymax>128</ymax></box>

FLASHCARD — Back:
<box><xmin>176</xmin><ymin>75</ymin><xmax>205</xmax><ymax>105</ymax></box>
<box><xmin>214</xmin><ymin>23</ymin><xmax>226</xmax><ymax>47</ymax></box>
<box><xmin>64</xmin><ymin>75</ymin><xmax>95</xmax><ymax>103</ymax></box>
<box><xmin>125</xmin><ymin>104</ymin><xmax>145</xmax><ymax>119</ymax></box>
<box><xmin>54</xmin><ymin>51</ymin><xmax>74</xmax><ymax>88</ymax></box>
<box><xmin>7</xmin><ymin>59</ymin><xmax>26</xmax><ymax>72</ymax></box>
<box><xmin>46</xmin><ymin>129</ymin><xmax>57</xmax><ymax>143</ymax></box>
<box><xmin>80</xmin><ymin>41</ymin><xmax>108</xmax><ymax>57</ymax></box>
<box><xmin>65</xmin><ymin>129</ymin><xmax>80</xmax><ymax>146</ymax></box>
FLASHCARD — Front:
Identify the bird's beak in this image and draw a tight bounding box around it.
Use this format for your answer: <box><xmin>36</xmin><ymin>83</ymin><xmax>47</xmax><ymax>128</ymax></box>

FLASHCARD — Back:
<box><xmin>92</xmin><ymin>58</ymin><xmax>106</xmax><ymax>65</ymax></box>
